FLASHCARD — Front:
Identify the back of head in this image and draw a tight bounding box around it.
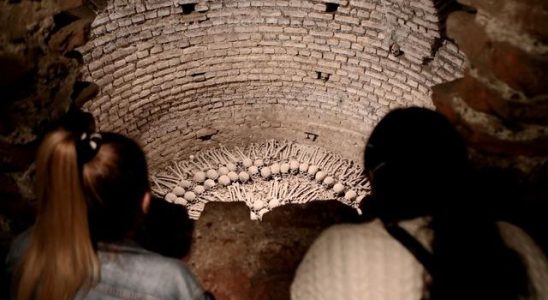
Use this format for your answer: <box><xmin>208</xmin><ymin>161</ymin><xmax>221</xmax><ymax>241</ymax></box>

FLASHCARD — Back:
<box><xmin>15</xmin><ymin>129</ymin><xmax>150</xmax><ymax>300</ymax></box>
<box><xmin>363</xmin><ymin>107</ymin><xmax>469</xmax><ymax>221</ymax></box>
<box><xmin>362</xmin><ymin>108</ymin><xmax>530</xmax><ymax>300</ymax></box>
<box><xmin>83</xmin><ymin>132</ymin><xmax>150</xmax><ymax>242</ymax></box>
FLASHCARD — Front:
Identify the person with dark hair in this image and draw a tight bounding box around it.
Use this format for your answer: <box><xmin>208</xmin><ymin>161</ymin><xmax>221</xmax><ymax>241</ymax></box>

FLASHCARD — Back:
<box><xmin>6</xmin><ymin>129</ymin><xmax>209</xmax><ymax>299</ymax></box>
<box><xmin>291</xmin><ymin>107</ymin><xmax>547</xmax><ymax>300</ymax></box>
<box><xmin>137</xmin><ymin>196</ymin><xmax>195</xmax><ymax>259</ymax></box>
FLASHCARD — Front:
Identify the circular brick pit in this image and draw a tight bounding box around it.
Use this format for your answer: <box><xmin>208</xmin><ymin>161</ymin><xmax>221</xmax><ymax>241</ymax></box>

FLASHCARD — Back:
<box><xmin>78</xmin><ymin>0</ymin><xmax>465</xmax><ymax>212</ymax></box>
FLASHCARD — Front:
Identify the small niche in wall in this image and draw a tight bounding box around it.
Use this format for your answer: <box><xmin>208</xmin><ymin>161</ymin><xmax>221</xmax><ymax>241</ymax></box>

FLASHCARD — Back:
<box><xmin>191</xmin><ymin>71</ymin><xmax>207</xmax><ymax>82</ymax></box>
<box><xmin>389</xmin><ymin>43</ymin><xmax>404</xmax><ymax>57</ymax></box>
<box><xmin>191</xmin><ymin>71</ymin><xmax>206</xmax><ymax>77</ymax></box>
<box><xmin>325</xmin><ymin>2</ymin><xmax>339</xmax><ymax>13</ymax></box>
<box><xmin>196</xmin><ymin>128</ymin><xmax>218</xmax><ymax>141</ymax></box>
<box><xmin>180</xmin><ymin>3</ymin><xmax>196</xmax><ymax>15</ymax></box>
<box><xmin>305</xmin><ymin>132</ymin><xmax>319</xmax><ymax>142</ymax></box>
<box><xmin>316</xmin><ymin>71</ymin><xmax>331</xmax><ymax>82</ymax></box>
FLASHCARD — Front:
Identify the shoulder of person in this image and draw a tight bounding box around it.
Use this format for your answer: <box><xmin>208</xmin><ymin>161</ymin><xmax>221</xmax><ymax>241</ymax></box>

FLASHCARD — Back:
<box><xmin>315</xmin><ymin>219</ymin><xmax>428</xmax><ymax>248</ymax></box>
<box><xmin>144</xmin><ymin>255</ymin><xmax>205</xmax><ymax>300</ymax></box>
<box><xmin>308</xmin><ymin>219</ymin><xmax>424</xmax><ymax>261</ymax></box>
<box><xmin>496</xmin><ymin>221</ymin><xmax>548</xmax><ymax>298</ymax></box>
<box><xmin>292</xmin><ymin>220</ymin><xmax>425</xmax><ymax>300</ymax></box>
<box><xmin>98</xmin><ymin>244</ymin><xmax>206</xmax><ymax>300</ymax></box>
<box><xmin>5</xmin><ymin>228</ymin><xmax>32</xmax><ymax>272</ymax></box>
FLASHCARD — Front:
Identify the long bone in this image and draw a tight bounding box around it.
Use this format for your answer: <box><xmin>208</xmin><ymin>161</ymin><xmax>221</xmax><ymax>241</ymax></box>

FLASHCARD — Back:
<box><xmin>202</xmin><ymin>151</ymin><xmax>219</xmax><ymax>168</ymax></box>
<box><xmin>234</xmin><ymin>147</ymin><xmax>248</xmax><ymax>161</ymax></box>
<box><xmin>317</xmin><ymin>152</ymin><xmax>332</xmax><ymax>169</ymax></box>
<box><xmin>211</xmin><ymin>192</ymin><xmax>226</xmax><ymax>202</ymax></box>
<box><xmin>178</xmin><ymin>161</ymin><xmax>194</xmax><ymax>177</ymax></box>
<box><xmin>220</xmin><ymin>145</ymin><xmax>239</xmax><ymax>162</ymax></box>
<box><xmin>288</xmin><ymin>184</ymin><xmax>311</xmax><ymax>201</ymax></box>
<box><xmin>209</xmin><ymin>149</ymin><xmax>227</xmax><ymax>166</ymax></box>
<box><xmin>193</xmin><ymin>154</ymin><xmax>210</xmax><ymax>170</ymax></box>
<box><xmin>202</xmin><ymin>152</ymin><xmax>217</xmax><ymax>169</ymax></box>
<box><xmin>300</xmin><ymin>187</ymin><xmax>322</xmax><ymax>203</ymax></box>
<box><xmin>296</xmin><ymin>186</ymin><xmax>320</xmax><ymax>203</ymax></box>
<box><xmin>310</xmin><ymin>147</ymin><xmax>320</xmax><ymax>164</ymax></box>
<box><xmin>189</xmin><ymin>160</ymin><xmax>204</xmax><ymax>171</ymax></box>
<box><xmin>274</xmin><ymin>143</ymin><xmax>287</xmax><ymax>160</ymax></box>
<box><xmin>155</xmin><ymin>174</ymin><xmax>180</xmax><ymax>183</ymax></box>
<box><xmin>168</xmin><ymin>166</ymin><xmax>184</xmax><ymax>179</ymax></box>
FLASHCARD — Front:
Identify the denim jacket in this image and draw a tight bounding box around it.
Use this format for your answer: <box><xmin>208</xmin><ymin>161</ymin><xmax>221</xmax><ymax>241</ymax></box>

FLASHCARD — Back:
<box><xmin>6</xmin><ymin>230</ymin><xmax>207</xmax><ymax>300</ymax></box>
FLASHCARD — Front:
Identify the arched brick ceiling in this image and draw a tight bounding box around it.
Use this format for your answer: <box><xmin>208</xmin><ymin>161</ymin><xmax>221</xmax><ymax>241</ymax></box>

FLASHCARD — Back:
<box><xmin>79</xmin><ymin>0</ymin><xmax>465</xmax><ymax>170</ymax></box>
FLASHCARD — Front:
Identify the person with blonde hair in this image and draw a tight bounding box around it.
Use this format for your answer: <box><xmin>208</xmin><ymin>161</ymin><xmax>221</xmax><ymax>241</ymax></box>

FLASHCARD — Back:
<box><xmin>6</xmin><ymin>129</ymin><xmax>208</xmax><ymax>299</ymax></box>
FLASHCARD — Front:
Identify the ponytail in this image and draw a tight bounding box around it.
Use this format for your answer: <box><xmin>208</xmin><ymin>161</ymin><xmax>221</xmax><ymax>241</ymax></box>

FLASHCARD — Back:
<box><xmin>15</xmin><ymin>129</ymin><xmax>99</xmax><ymax>300</ymax></box>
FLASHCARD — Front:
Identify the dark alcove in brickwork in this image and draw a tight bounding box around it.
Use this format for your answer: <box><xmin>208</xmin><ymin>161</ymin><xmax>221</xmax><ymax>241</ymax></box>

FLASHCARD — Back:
<box><xmin>325</xmin><ymin>2</ymin><xmax>339</xmax><ymax>13</ymax></box>
<box><xmin>180</xmin><ymin>3</ymin><xmax>196</xmax><ymax>15</ymax></box>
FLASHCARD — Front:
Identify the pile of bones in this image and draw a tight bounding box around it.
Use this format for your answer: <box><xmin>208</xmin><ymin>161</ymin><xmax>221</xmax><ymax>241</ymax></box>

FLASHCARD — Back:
<box><xmin>151</xmin><ymin>140</ymin><xmax>370</xmax><ymax>220</ymax></box>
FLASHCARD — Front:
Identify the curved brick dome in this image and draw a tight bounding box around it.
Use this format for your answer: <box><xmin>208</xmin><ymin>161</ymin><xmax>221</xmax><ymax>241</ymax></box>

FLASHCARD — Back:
<box><xmin>79</xmin><ymin>0</ymin><xmax>465</xmax><ymax>170</ymax></box>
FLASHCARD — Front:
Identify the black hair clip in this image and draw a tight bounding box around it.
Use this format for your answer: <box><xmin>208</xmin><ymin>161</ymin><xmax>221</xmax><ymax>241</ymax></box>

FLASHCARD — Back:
<box><xmin>77</xmin><ymin>132</ymin><xmax>103</xmax><ymax>165</ymax></box>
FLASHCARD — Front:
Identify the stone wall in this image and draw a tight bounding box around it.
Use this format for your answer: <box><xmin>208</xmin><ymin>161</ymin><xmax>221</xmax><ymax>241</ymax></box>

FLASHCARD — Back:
<box><xmin>433</xmin><ymin>0</ymin><xmax>548</xmax><ymax>250</ymax></box>
<box><xmin>0</xmin><ymin>0</ymin><xmax>97</xmax><ymax>239</ymax></box>
<box><xmin>79</xmin><ymin>0</ymin><xmax>465</xmax><ymax>170</ymax></box>
<box><xmin>434</xmin><ymin>0</ymin><xmax>548</xmax><ymax>176</ymax></box>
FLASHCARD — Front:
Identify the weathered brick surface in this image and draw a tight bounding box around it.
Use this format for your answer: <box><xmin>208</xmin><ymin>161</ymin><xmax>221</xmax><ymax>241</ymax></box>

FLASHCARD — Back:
<box><xmin>434</xmin><ymin>2</ymin><xmax>548</xmax><ymax>175</ymax></box>
<box><xmin>78</xmin><ymin>0</ymin><xmax>465</xmax><ymax>171</ymax></box>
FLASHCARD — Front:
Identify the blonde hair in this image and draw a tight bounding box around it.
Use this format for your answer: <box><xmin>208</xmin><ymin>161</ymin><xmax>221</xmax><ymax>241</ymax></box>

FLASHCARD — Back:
<box><xmin>14</xmin><ymin>128</ymin><xmax>150</xmax><ymax>300</ymax></box>
<box><xmin>16</xmin><ymin>129</ymin><xmax>99</xmax><ymax>300</ymax></box>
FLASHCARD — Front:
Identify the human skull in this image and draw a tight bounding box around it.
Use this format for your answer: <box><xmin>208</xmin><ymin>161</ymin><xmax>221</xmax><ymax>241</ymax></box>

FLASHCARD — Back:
<box><xmin>254</xmin><ymin>159</ymin><xmax>264</xmax><ymax>167</ymax></box>
<box><xmin>248</xmin><ymin>166</ymin><xmax>259</xmax><ymax>176</ymax></box>
<box><xmin>253</xmin><ymin>200</ymin><xmax>265</xmax><ymax>211</ymax></box>
<box><xmin>242</xmin><ymin>158</ymin><xmax>253</xmax><ymax>168</ymax></box>
<box><xmin>218</xmin><ymin>175</ymin><xmax>231</xmax><ymax>186</ymax></box>
<box><xmin>228</xmin><ymin>171</ymin><xmax>239</xmax><ymax>182</ymax></box>
<box><xmin>193</xmin><ymin>171</ymin><xmax>206</xmax><ymax>183</ymax></box>
<box><xmin>183</xmin><ymin>191</ymin><xmax>196</xmax><ymax>201</ymax></box>
<box><xmin>194</xmin><ymin>185</ymin><xmax>205</xmax><ymax>195</ymax></box>
<box><xmin>239</xmin><ymin>171</ymin><xmax>250</xmax><ymax>182</ymax></box>
<box><xmin>333</xmin><ymin>183</ymin><xmax>345</xmax><ymax>195</ymax></box>
<box><xmin>173</xmin><ymin>186</ymin><xmax>185</xmax><ymax>196</ymax></box>
<box><xmin>289</xmin><ymin>160</ymin><xmax>299</xmax><ymax>174</ymax></box>
<box><xmin>218</xmin><ymin>166</ymin><xmax>229</xmax><ymax>175</ymax></box>
<box><xmin>180</xmin><ymin>180</ymin><xmax>192</xmax><ymax>188</ymax></box>
<box><xmin>307</xmin><ymin>165</ymin><xmax>319</xmax><ymax>177</ymax></box>
<box><xmin>270</xmin><ymin>163</ymin><xmax>281</xmax><ymax>175</ymax></box>
<box><xmin>227</xmin><ymin>162</ymin><xmax>237</xmax><ymax>172</ymax></box>
<box><xmin>268</xmin><ymin>199</ymin><xmax>280</xmax><ymax>209</ymax></box>
<box><xmin>175</xmin><ymin>197</ymin><xmax>188</xmax><ymax>205</ymax></box>
<box><xmin>280</xmin><ymin>163</ymin><xmax>290</xmax><ymax>174</ymax></box>
<box><xmin>323</xmin><ymin>176</ymin><xmax>335</xmax><ymax>188</ymax></box>
<box><xmin>260</xmin><ymin>167</ymin><xmax>272</xmax><ymax>179</ymax></box>
<box><xmin>206</xmin><ymin>169</ymin><xmax>219</xmax><ymax>180</ymax></box>
<box><xmin>204</xmin><ymin>179</ymin><xmax>216</xmax><ymax>189</ymax></box>
<box><xmin>315</xmin><ymin>171</ymin><xmax>327</xmax><ymax>182</ymax></box>
<box><xmin>344</xmin><ymin>190</ymin><xmax>358</xmax><ymax>201</ymax></box>
<box><xmin>165</xmin><ymin>193</ymin><xmax>177</xmax><ymax>203</ymax></box>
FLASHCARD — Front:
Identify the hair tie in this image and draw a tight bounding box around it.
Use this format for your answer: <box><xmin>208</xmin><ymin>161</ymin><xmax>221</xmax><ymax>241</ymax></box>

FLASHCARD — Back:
<box><xmin>77</xmin><ymin>132</ymin><xmax>102</xmax><ymax>165</ymax></box>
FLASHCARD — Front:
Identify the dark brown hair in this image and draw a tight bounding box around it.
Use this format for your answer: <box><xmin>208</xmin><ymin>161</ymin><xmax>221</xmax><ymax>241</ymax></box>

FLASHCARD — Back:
<box><xmin>363</xmin><ymin>107</ymin><xmax>529</xmax><ymax>300</ymax></box>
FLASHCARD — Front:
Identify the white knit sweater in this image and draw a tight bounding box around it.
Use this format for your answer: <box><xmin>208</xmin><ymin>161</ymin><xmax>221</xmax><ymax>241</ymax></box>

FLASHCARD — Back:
<box><xmin>291</xmin><ymin>219</ymin><xmax>548</xmax><ymax>300</ymax></box>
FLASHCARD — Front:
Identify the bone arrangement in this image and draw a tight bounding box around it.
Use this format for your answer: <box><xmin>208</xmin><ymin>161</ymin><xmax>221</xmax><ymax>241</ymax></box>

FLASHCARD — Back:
<box><xmin>151</xmin><ymin>140</ymin><xmax>370</xmax><ymax>220</ymax></box>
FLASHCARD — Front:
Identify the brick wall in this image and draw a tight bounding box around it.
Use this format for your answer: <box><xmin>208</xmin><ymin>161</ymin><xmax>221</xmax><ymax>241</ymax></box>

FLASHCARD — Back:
<box><xmin>79</xmin><ymin>0</ymin><xmax>465</xmax><ymax>170</ymax></box>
